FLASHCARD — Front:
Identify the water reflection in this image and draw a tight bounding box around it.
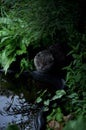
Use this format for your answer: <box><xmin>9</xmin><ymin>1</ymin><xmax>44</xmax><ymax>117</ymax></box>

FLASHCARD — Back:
<box><xmin>0</xmin><ymin>73</ymin><xmax>39</xmax><ymax>130</ymax></box>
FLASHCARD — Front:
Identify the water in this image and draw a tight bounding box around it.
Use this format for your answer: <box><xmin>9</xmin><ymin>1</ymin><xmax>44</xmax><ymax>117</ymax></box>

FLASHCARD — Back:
<box><xmin>0</xmin><ymin>73</ymin><xmax>40</xmax><ymax>130</ymax></box>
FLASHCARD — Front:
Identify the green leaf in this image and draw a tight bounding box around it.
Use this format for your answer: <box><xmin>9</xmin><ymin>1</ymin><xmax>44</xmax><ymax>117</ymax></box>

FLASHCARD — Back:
<box><xmin>4</xmin><ymin>57</ymin><xmax>16</xmax><ymax>74</ymax></box>
<box><xmin>44</xmin><ymin>99</ymin><xmax>50</xmax><ymax>106</ymax></box>
<box><xmin>1</xmin><ymin>50</ymin><xmax>16</xmax><ymax>73</ymax></box>
<box><xmin>55</xmin><ymin>113</ymin><xmax>63</xmax><ymax>122</ymax></box>
<box><xmin>52</xmin><ymin>90</ymin><xmax>66</xmax><ymax>100</ymax></box>
<box><xmin>75</xmin><ymin>72</ymin><xmax>81</xmax><ymax>82</ymax></box>
<box><xmin>55</xmin><ymin>108</ymin><xmax>63</xmax><ymax>122</ymax></box>
<box><xmin>36</xmin><ymin>97</ymin><xmax>42</xmax><ymax>103</ymax></box>
<box><xmin>47</xmin><ymin>109</ymin><xmax>56</xmax><ymax>121</ymax></box>
<box><xmin>56</xmin><ymin>90</ymin><xmax>66</xmax><ymax>96</ymax></box>
<box><xmin>44</xmin><ymin>107</ymin><xmax>49</xmax><ymax>112</ymax></box>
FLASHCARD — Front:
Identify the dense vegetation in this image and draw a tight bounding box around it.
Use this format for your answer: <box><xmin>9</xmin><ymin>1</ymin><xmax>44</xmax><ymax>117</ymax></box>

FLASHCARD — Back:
<box><xmin>0</xmin><ymin>0</ymin><xmax>86</xmax><ymax>129</ymax></box>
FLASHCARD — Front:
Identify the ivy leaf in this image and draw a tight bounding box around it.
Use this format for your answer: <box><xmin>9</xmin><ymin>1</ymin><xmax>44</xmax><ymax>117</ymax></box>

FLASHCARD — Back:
<box><xmin>44</xmin><ymin>99</ymin><xmax>50</xmax><ymax>106</ymax></box>
<box><xmin>44</xmin><ymin>107</ymin><xmax>49</xmax><ymax>112</ymax></box>
<box><xmin>36</xmin><ymin>97</ymin><xmax>42</xmax><ymax>103</ymax></box>
<box><xmin>52</xmin><ymin>90</ymin><xmax>66</xmax><ymax>100</ymax></box>
<box><xmin>55</xmin><ymin>108</ymin><xmax>63</xmax><ymax>122</ymax></box>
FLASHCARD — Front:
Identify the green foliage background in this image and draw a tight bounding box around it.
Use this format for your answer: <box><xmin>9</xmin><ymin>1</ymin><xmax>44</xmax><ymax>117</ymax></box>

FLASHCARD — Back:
<box><xmin>0</xmin><ymin>0</ymin><xmax>86</xmax><ymax>129</ymax></box>
<box><xmin>0</xmin><ymin>0</ymin><xmax>82</xmax><ymax>72</ymax></box>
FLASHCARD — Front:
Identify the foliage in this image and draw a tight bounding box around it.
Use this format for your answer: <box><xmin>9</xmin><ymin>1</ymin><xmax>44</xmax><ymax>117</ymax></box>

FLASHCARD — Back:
<box><xmin>36</xmin><ymin>89</ymin><xmax>66</xmax><ymax>111</ymax></box>
<box><xmin>63</xmin><ymin>40</ymin><xmax>86</xmax><ymax>115</ymax></box>
<box><xmin>47</xmin><ymin>107</ymin><xmax>63</xmax><ymax>123</ymax></box>
<box><xmin>63</xmin><ymin>115</ymin><xmax>86</xmax><ymax>130</ymax></box>
<box><xmin>0</xmin><ymin>0</ymin><xmax>86</xmax><ymax>129</ymax></box>
<box><xmin>35</xmin><ymin>31</ymin><xmax>86</xmax><ymax>128</ymax></box>
<box><xmin>0</xmin><ymin>0</ymin><xmax>80</xmax><ymax>72</ymax></box>
<box><xmin>0</xmin><ymin>17</ymin><xmax>29</xmax><ymax>73</ymax></box>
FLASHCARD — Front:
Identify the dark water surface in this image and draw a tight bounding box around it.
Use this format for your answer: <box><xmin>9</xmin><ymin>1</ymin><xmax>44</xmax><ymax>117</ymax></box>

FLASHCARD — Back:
<box><xmin>0</xmin><ymin>73</ymin><xmax>40</xmax><ymax>130</ymax></box>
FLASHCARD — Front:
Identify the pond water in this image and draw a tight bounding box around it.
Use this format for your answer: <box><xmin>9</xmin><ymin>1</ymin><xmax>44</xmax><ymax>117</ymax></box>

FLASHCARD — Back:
<box><xmin>0</xmin><ymin>72</ymin><xmax>41</xmax><ymax>130</ymax></box>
